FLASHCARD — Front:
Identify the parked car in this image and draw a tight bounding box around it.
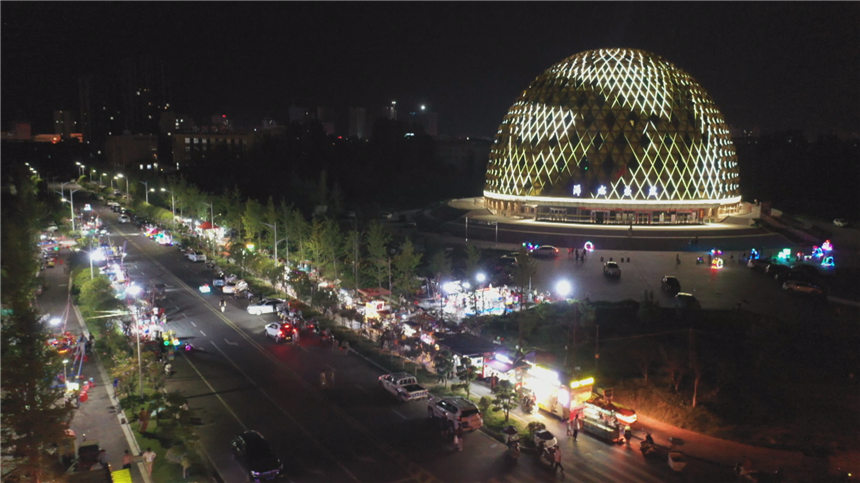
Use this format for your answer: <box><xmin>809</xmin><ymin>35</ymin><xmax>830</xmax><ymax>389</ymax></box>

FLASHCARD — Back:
<box><xmin>222</xmin><ymin>280</ymin><xmax>248</xmax><ymax>295</ymax></box>
<box><xmin>833</xmin><ymin>218</ymin><xmax>848</xmax><ymax>227</ymax></box>
<box><xmin>603</xmin><ymin>261</ymin><xmax>621</xmax><ymax>278</ymax></box>
<box><xmin>118</xmin><ymin>214</ymin><xmax>131</xmax><ymax>223</ymax></box>
<box><xmin>378</xmin><ymin>372</ymin><xmax>429</xmax><ymax>402</ymax></box>
<box><xmin>186</xmin><ymin>251</ymin><xmax>207</xmax><ymax>262</ymax></box>
<box><xmin>782</xmin><ymin>280</ymin><xmax>826</xmax><ymax>297</ymax></box>
<box><xmin>747</xmin><ymin>258</ymin><xmax>770</xmax><ymax>272</ymax></box>
<box><xmin>230</xmin><ymin>430</ymin><xmax>283</xmax><ymax>481</ymax></box>
<box><xmin>674</xmin><ymin>292</ymin><xmax>701</xmax><ymax>309</ymax></box>
<box><xmin>427</xmin><ymin>396</ymin><xmax>483</xmax><ymax>432</ymax></box>
<box><xmin>264</xmin><ymin>322</ymin><xmax>295</xmax><ymax>343</ymax></box>
<box><xmin>247</xmin><ymin>298</ymin><xmax>285</xmax><ymax>316</ymax></box>
<box><xmin>765</xmin><ymin>263</ymin><xmax>790</xmax><ymax>280</ymax></box>
<box><xmin>661</xmin><ymin>276</ymin><xmax>681</xmax><ymax>295</ymax></box>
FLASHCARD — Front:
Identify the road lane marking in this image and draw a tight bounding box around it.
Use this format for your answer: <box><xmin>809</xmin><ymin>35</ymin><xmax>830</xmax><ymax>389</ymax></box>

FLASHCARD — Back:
<box><xmin>180</xmin><ymin>346</ymin><xmax>246</xmax><ymax>430</ymax></box>
<box><xmin>391</xmin><ymin>409</ymin><xmax>407</xmax><ymax>420</ymax></box>
<box><xmin>223</xmin><ymin>338</ymin><xmax>238</xmax><ymax>346</ymax></box>
<box><xmin>199</xmin><ymin>330</ymin><xmax>206</xmax><ymax>337</ymax></box>
<box><xmin>190</xmin><ymin>320</ymin><xmax>197</xmax><ymax>327</ymax></box>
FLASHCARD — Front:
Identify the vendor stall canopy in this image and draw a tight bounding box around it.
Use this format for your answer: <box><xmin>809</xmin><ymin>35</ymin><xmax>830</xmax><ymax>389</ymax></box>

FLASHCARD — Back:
<box><xmin>484</xmin><ymin>48</ymin><xmax>741</xmax><ymax>212</ymax></box>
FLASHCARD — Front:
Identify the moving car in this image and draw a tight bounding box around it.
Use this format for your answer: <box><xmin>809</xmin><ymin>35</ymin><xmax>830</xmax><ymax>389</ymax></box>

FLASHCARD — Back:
<box><xmin>230</xmin><ymin>430</ymin><xmax>283</xmax><ymax>481</ymax></box>
<box><xmin>603</xmin><ymin>261</ymin><xmax>621</xmax><ymax>278</ymax></box>
<box><xmin>833</xmin><ymin>218</ymin><xmax>848</xmax><ymax>227</ymax></box>
<box><xmin>782</xmin><ymin>280</ymin><xmax>826</xmax><ymax>297</ymax></box>
<box><xmin>264</xmin><ymin>322</ymin><xmax>295</xmax><ymax>343</ymax></box>
<box><xmin>247</xmin><ymin>298</ymin><xmax>285</xmax><ymax>316</ymax></box>
<box><xmin>118</xmin><ymin>214</ymin><xmax>131</xmax><ymax>223</ymax></box>
<box><xmin>661</xmin><ymin>276</ymin><xmax>681</xmax><ymax>295</ymax></box>
<box><xmin>378</xmin><ymin>372</ymin><xmax>429</xmax><ymax>401</ymax></box>
<box><xmin>529</xmin><ymin>245</ymin><xmax>559</xmax><ymax>259</ymax></box>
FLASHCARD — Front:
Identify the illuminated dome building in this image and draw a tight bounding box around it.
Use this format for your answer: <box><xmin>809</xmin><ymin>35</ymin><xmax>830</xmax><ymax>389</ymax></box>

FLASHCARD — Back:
<box><xmin>484</xmin><ymin>48</ymin><xmax>741</xmax><ymax>224</ymax></box>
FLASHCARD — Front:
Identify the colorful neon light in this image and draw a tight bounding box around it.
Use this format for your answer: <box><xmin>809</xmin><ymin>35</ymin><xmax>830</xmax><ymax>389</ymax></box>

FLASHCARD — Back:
<box><xmin>584</xmin><ymin>241</ymin><xmax>594</xmax><ymax>252</ymax></box>
<box><xmin>570</xmin><ymin>376</ymin><xmax>595</xmax><ymax>389</ymax></box>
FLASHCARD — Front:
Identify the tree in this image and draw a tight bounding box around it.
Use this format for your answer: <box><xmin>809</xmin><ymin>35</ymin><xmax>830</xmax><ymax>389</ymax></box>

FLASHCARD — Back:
<box><xmin>392</xmin><ymin>239</ymin><xmax>422</xmax><ymax>301</ymax></box>
<box><xmin>1</xmin><ymin>168</ymin><xmax>73</xmax><ymax>480</ymax></box>
<box><xmin>491</xmin><ymin>380</ymin><xmax>518</xmax><ymax>422</ymax></box>
<box><xmin>630</xmin><ymin>340</ymin><xmax>657</xmax><ymax>384</ymax></box>
<box><xmin>453</xmin><ymin>356</ymin><xmax>478</xmax><ymax>399</ymax></box>
<box><xmin>464</xmin><ymin>243</ymin><xmax>482</xmax><ymax>277</ymax></box>
<box><xmin>241</xmin><ymin>198</ymin><xmax>264</xmax><ymax>246</ymax></box>
<box><xmin>427</xmin><ymin>249</ymin><xmax>452</xmax><ymax>295</ymax></box>
<box><xmin>364</xmin><ymin>221</ymin><xmax>391</xmax><ymax>288</ymax></box>
<box><xmin>433</xmin><ymin>350</ymin><xmax>455</xmax><ymax>387</ymax></box>
<box><xmin>660</xmin><ymin>343</ymin><xmax>687</xmax><ymax>393</ymax></box>
<box><xmin>512</xmin><ymin>248</ymin><xmax>536</xmax><ymax>309</ymax></box>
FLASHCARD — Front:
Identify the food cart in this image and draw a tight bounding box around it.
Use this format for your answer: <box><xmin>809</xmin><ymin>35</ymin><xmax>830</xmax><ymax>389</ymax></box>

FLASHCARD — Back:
<box><xmin>581</xmin><ymin>393</ymin><xmax>638</xmax><ymax>443</ymax></box>
<box><xmin>522</xmin><ymin>364</ymin><xmax>595</xmax><ymax>420</ymax></box>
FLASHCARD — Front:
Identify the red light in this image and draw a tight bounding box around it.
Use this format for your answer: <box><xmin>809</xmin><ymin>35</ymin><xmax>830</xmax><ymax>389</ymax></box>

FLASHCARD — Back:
<box><xmin>222</xmin><ymin>114</ymin><xmax>227</xmax><ymax>118</ymax></box>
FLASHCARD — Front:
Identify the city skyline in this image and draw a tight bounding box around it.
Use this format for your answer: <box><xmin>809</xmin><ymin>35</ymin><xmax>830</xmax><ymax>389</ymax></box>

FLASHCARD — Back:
<box><xmin>2</xmin><ymin>2</ymin><xmax>859</xmax><ymax>137</ymax></box>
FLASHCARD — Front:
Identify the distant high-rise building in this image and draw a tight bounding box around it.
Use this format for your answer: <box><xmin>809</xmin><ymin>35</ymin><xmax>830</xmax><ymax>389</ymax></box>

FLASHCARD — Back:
<box><xmin>52</xmin><ymin>110</ymin><xmax>77</xmax><ymax>139</ymax></box>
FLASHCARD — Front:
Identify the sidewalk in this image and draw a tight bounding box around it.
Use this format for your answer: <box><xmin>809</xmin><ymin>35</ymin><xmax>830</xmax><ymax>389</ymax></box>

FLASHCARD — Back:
<box><xmin>37</xmin><ymin>249</ymin><xmax>150</xmax><ymax>482</ymax></box>
<box><xmin>468</xmin><ymin>380</ymin><xmax>831</xmax><ymax>480</ymax></box>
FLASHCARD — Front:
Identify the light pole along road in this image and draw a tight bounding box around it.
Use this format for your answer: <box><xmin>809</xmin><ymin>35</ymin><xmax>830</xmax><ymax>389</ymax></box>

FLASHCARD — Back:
<box><xmin>102</xmin><ymin>204</ymin><xmax>731</xmax><ymax>482</ymax></box>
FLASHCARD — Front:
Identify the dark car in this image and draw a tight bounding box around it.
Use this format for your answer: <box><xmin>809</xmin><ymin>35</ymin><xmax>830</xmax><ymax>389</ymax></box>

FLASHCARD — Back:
<box><xmin>661</xmin><ymin>276</ymin><xmax>681</xmax><ymax>295</ymax></box>
<box><xmin>674</xmin><ymin>292</ymin><xmax>701</xmax><ymax>310</ymax></box>
<box><xmin>231</xmin><ymin>430</ymin><xmax>283</xmax><ymax>481</ymax></box>
<box><xmin>765</xmin><ymin>264</ymin><xmax>790</xmax><ymax>280</ymax></box>
<box><xmin>747</xmin><ymin>258</ymin><xmax>770</xmax><ymax>272</ymax></box>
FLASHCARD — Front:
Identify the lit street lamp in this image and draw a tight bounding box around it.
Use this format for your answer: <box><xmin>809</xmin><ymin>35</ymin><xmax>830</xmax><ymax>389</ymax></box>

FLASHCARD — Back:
<box><xmin>116</xmin><ymin>173</ymin><xmax>129</xmax><ymax>198</ymax></box>
<box><xmin>69</xmin><ymin>188</ymin><xmax>80</xmax><ymax>233</ymax></box>
<box><xmin>160</xmin><ymin>187</ymin><xmax>175</xmax><ymax>218</ymax></box>
<box><xmin>555</xmin><ymin>279</ymin><xmax>572</xmax><ymax>300</ymax></box>
<box><xmin>139</xmin><ymin>180</ymin><xmax>149</xmax><ymax>203</ymax></box>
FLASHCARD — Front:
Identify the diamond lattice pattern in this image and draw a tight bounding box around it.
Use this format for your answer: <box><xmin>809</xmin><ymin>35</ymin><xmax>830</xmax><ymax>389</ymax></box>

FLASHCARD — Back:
<box><xmin>485</xmin><ymin>48</ymin><xmax>740</xmax><ymax>201</ymax></box>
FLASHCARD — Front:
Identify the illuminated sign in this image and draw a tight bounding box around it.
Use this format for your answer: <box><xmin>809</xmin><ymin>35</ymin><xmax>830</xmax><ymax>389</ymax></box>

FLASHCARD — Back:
<box><xmin>570</xmin><ymin>376</ymin><xmax>595</xmax><ymax>389</ymax></box>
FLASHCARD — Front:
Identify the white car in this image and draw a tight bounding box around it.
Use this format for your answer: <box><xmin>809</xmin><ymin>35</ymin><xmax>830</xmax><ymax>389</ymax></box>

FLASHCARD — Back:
<box><xmin>264</xmin><ymin>322</ymin><xmax>295</xmax><ymax>343</ymax></box>
<box><xmin>833</xmin><ymin>218</ymin><xmax>848</xmax><ymax>227</ymax></box>
<box><xmin>247</xmin><ymin>298</ymin><xmax>285</xmax><ymax>315</ymax></box>
<box><xmin>118</xmin><ymin>215</ymin><xmax>131</xmax><ymax>223</ymax></box>
<box><xmin>222</xmin><ymin>280</ymin><xmax>248</xmax><ymax>295</ymax></box>
<box><xmin>603</xmin><ymin>261</ymin><xmax>621</xmax><ymax>278</ymax></box>
<box><xmin>187</xmin><ymin>251</ymin><xmax>207</xmax><ymax>262</ymax></box>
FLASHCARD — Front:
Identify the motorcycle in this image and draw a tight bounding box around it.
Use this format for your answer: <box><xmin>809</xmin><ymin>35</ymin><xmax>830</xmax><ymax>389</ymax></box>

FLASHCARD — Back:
<box><xmin>219</xmin><ymin>299</ymin><xmax>227</xmax><ymax>313</ymax></box>
<box><xmin>504</xmin><ymin>439</ymin><xmax>520</xmax><ymax>462</ymax></box>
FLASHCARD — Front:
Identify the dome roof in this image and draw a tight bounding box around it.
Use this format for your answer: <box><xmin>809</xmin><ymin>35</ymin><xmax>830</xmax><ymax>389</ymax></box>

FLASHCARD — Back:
<box><xmin>484</xmin><ymin>48</ymin><xmax>740</xmax><ymax>207</ymax></box>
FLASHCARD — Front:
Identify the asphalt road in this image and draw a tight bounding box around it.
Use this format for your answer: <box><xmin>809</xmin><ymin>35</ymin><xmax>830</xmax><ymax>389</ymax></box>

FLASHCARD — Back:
<box><xmin>101</xmin><ymin>206</ymin><xmax>739</xmax><ymax>482</ymax></box>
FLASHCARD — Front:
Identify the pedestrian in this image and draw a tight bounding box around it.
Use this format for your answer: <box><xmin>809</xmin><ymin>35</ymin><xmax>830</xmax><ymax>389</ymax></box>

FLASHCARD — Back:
<box><xmin>142</xmin><ymin>447</ymin><xmax>157</xmax><ymax>475</ymax></box>
<box><xmin>676</xmin><ymin>253</ymin><xmax>681</xmax><ymax>265</ymax></box>
<box><xmin>139</xmin><ymin>408</ymin><xmax>150</xmax><ymax>432</ymax></box>
<box><xmin>122</xmin><ymin>449</ymin><xmax>133</xmax><ymax>469</ymax></box>
<box><xmin>113</xmin><ymin>378</ymin><xmax>119</xmax><ymax>393</ymax></box>
<box><xmin>181</xmin><ymin>453</ymin><xmax>192</xmax><ymax>479</ymax></box>
<box><xmin>97</xmin><ymin>449</ymin><xmax>108</xmax><ymax>469</ymax></box>
<box><xmin>454</xmin><ymin>426</ymin><xmax>463</xmax><ymax>451</ymax></box>
<box><xmin>573</xmin><ymin>415</ymin><xmax>579</xmax><ymax>441</ymax></box>
<box><xmin>552</xmin><ymin>445</ymin><xmax>564</xmax><ymax>475</ymax></box>
<box><xmin>624</xmin><ymin>425</ymin><xmax>632</xmax><ymax>446</ymax></box>
<box><xmin>566</xmin><ymin>416</ymin><xmax>573</xmax><ymax>437</ymax></box>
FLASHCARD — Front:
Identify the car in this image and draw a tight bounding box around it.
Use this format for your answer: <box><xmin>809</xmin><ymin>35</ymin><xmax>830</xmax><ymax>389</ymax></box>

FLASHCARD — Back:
<box><xmin>427</xmin><ymin>396</ymin><xmax>483</xmax><ymax>432</ymax></box>
<box><xmin>264</xmin><ymin>322</ymin><xmax>295</xmax><ymax>343</ymax></box>
<box><xmin>765</xmin><ymin>263</ymin><xmax>790</xmax><ymax>280</ymax></box>
<box><xmin>833</xmin><ymin>218</ymin><xmax>848</xmax><ymax>227</ymax></box>
<box><xmin>46</xmin><ymin>257</ymin><xmax>56</xmax><ymax>268</ymax></box>
<box><xmin>661</xmin><ymin>276</ymin><xmax>681</xmax><ymax>295</ymax></box>
<box><xmin>186</xmin><ymin>251</ymin><xmax>207</xmax><ymax>262</ymax></box>
<box><xmin>529</xmin><ymin>245</ymin><xmax>559</xmax><ymax>259</ymax></box>
<box><xmin>674</xmin><ymin>292</ymin><xmax>701</xmax><ymax>309</ymax></box>
<box><xmin>782</xmin><ymin>280</ymin><xmax>826</xmax><ymax>297</ymax></box>
<box><xmin>247</xmin><ymin>298</ymin><xmax>285</xmax><ymax>316</ymax></box>
<box><xmin>117</xmin><ymin>214</ymin><xmax>131</xmax><ymax>223</ymax></box>
<box><xmin>222</xmin><ymin>280</ymin><xmax>248</xmax><ymax>294</ymax></box>
<box><xmin>747</xmin><ymin>258</ymin><xmax>770</xmax><ymax>272</ymax></box>
<box><xmin>230</xmin><ymin>430</ymin><xmax>283</xmax><ymax>481</ymax></box>
<box><xmin>603</xmin><ymin>261</ymin><xmax>621</xmax><ymax>278</ymax></box>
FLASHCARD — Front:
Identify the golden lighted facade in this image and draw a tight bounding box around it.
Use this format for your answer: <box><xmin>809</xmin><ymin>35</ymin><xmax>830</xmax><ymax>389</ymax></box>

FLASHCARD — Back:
<box><xmin>484</xmin><ymin>48</ymin><xmax>741</xmax><ymax>224</ymax></box>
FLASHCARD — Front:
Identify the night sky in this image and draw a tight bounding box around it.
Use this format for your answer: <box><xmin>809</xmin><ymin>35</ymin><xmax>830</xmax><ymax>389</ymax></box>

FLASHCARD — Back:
<box><xmin>2</xmin><ymin>2</ymin><xmax>858</xmax><ymax>137</ymax></box>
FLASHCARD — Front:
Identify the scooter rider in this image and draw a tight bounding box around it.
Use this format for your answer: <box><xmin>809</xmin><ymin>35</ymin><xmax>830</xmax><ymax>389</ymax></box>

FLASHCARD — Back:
<box><xmin>219</xmin><ymin>297</ymin><xmax>226</xmax><ymax>312</ymax></box>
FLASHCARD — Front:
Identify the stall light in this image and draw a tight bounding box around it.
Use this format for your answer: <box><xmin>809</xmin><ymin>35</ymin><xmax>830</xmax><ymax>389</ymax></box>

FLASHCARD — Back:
<box><xmin>616</xmin><ymin>411</ymin><xmax>638</xmax><ymax>425</ymax></box>
<box><xmin>555</xmin><ymin>280</ymin><xmax>572</xmax><ymax>298</ymax></box>
<box><xmin>442</xmin><ymin>281</ymin><xmax>459</xmax><ymax>294</ymax></box>
<box><xmin>570</xmin><ymin>376</ymin><xmax>595</xmax><ymax>389</ymax></box>
<box><xmin>529</xmin><ymin>364</ymin><xmax>561</xmax><ymax>385</ymax></box>
<box><xmin>821</xmin><ymin>240</ymin><xmax>833</xmax><ymax>252</ymax></box>
<box><xmin>50</xmin><ymin>317</ymin><xmax>62</xmax><ymax>326</ymax></box>
<box><xmin>494</xmin><ymin>352</ymin><xmax>513</xmax><ymax>364</ymax></box>
<box><xmin>126</xmin><ymin>284</ymin><xmax>142</xmax><ymax>297</ymax></box>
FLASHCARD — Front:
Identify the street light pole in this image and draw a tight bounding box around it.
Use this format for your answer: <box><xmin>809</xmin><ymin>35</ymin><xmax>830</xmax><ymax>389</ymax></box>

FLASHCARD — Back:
<box><xmin>69</xmin><ymin>189</ymin><xmax>80</xmax><ymax>233</ymax></box>
<box><xmin>262</xmin><ymin>222</ymin><xmax>279</xmax><ymax>263</ymax></box>
<box><xmin>139</xmin><ymin>181</ymin><xmax>149</xmax><ymax>203</ymax></box>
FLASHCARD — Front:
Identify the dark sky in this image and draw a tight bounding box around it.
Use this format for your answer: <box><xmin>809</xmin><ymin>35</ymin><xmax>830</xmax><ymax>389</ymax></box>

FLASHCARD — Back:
<box><xmin>2</xmin><ymin>2</ymin><xmax>859</xmax><ymax>137</ymax></box>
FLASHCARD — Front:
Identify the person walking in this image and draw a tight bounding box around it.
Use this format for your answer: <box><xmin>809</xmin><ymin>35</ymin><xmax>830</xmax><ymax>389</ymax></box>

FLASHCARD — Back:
<box><xmin>142</xmin><ymin>447</ymin><xmax>157</xmax><ymax>475</ymax></box>
<box><xmin>454</xmin><ymin>426</ymin><xmax>464</xmax><ymax>451</ymax></box>
<box><xmin>624</xmin><ymin>425</ymin><xmax>633</xmax><ymax>446</ymax></box>
<box><xmin>97</xmin><ymin>449</ymin><xmax>108</xmax><ymax>469</ymax></box>
<box><xmin>139</xmin><ymin>409</ymin><xmax>150</xmax><ymax>432</ymax></box>
<box><xmin>552</xmin><ymin>445</ymin><xmax>564</xmax><ymax>475</ymax></box>
<box><xmin>572</xmin><ymin>414</ymin><xmax>580</xmax><ymax>441</ymax></box>
<box><xmin>122</xmin><ymin>449</ymin><xmax>133</xmax><ymax>469</ymax></box>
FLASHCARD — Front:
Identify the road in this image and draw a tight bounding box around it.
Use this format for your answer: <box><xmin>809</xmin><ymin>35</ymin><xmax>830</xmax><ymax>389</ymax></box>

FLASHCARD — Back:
<box><xmin>102</xmin><ymin>206</ymin><xmax>737</xmax><ymax>482</ymax></box>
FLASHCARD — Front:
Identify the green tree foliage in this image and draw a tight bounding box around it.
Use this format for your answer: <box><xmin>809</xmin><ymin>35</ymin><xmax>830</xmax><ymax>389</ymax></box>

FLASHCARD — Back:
<box><xmin>427</xmin><ymin>249</ymin><xmax>452</xmax><ymax>293</ymax></box>
<box><xmin>1</xmin><ymin>168</ymin><xmax>73</xmax><ymax>479</ymax></box>
<box><xmin>242</xmin><ymin>198</ymin><xmax>264</xmax><ymax>245</ymax></box>
<box><xmin>491</xmin><ymin>380</ymin><xmax>518</xmax><ymax>421</ymax></box>
<box><xmin>342</xmin><ymin>228</ymin><xmax>363</xmax><ymax>290</ymax></box>
<box><xmin>513</xmin><ymin>248</ymin><xmax>536</xmax><ymax>302</ymax></box>
<box><xmin>79</xmin><ymin>276</ymin><xmax>121</xmax><ymax>316</ymax></box>
<box><xmin>433</xmin><ymin>350</ymin><xmax>455</xmax><ymax>386</ymax></box>
<box><xmin>364</xmin><ymin>221</ymin><xmax>391</xmax><ymax>288</ymax></box>
<box><xmin>392</xmin><ymin>239</ymin><xmax>422</xmax><ymax>301</ymax></box>
<box><xmin>452</xmin><ymin>356</ymin><xmax>478</xmax><ymax>398</ymax></box>
<box><xmin>464</xmin><ymin>243</ymin><xmax>482</xmax><ymax>277</ymax></box>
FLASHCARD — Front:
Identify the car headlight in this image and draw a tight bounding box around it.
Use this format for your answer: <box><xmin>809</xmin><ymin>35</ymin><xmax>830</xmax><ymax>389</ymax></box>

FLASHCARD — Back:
<box><xmin>250</xmin><ymin>470</ymin><xmax>260</xmax><ymax>477</ymax></box>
